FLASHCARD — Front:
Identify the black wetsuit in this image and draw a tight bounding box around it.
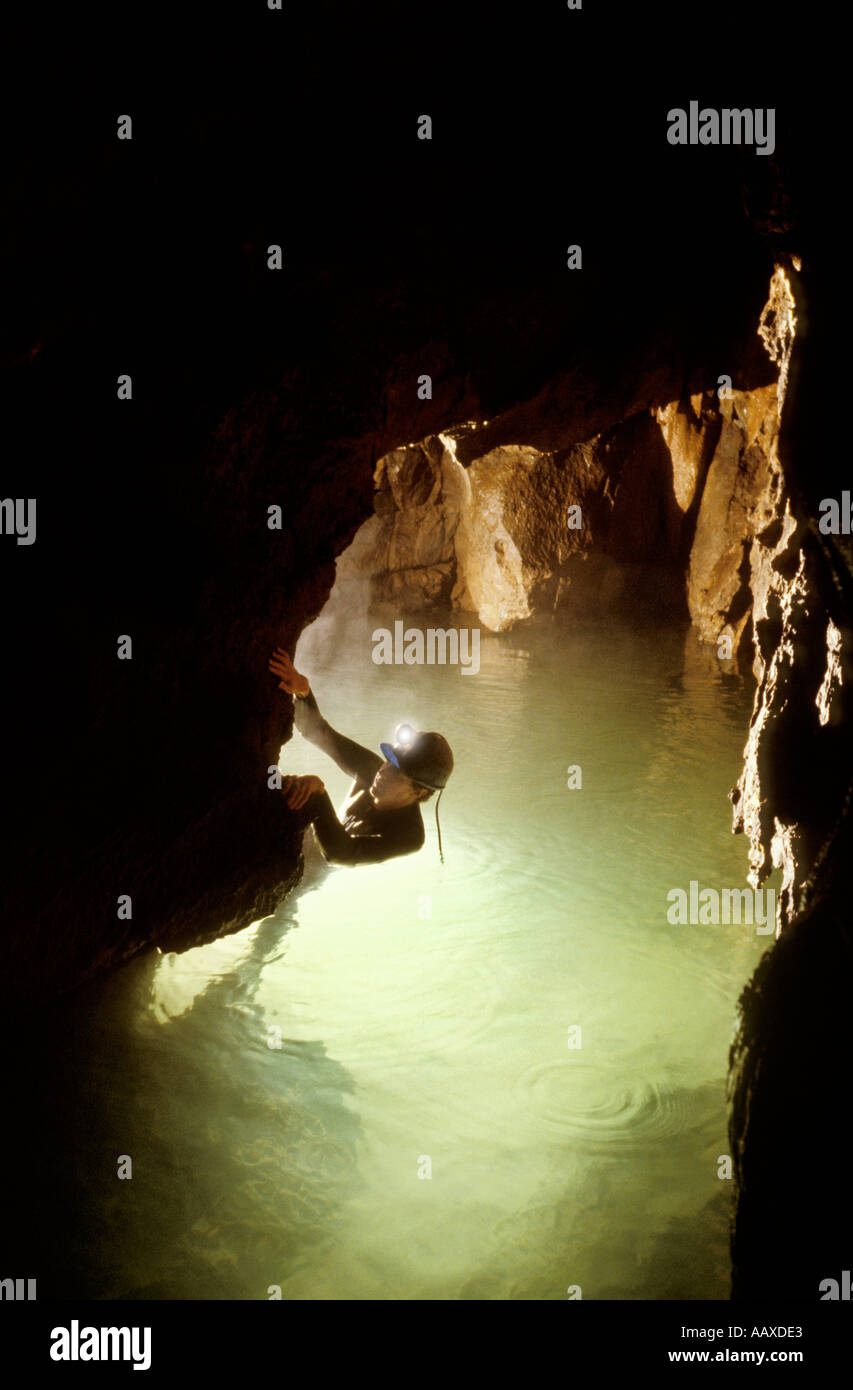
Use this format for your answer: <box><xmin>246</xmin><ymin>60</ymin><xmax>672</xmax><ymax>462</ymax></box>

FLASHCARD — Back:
<box><xmin>292</xmin><ymin>688</ymin><xmax>425</xmax><ymax>866</ymax></box>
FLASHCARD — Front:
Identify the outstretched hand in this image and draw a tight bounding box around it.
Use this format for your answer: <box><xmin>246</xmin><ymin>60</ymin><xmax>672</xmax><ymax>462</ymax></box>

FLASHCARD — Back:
<box><xmin>269</xmin><ymin>647</ymin><xmax>310</xmax><ymax>698</ymax></box>
<box><xmin>280</xmin><ymin>773</ymin><xmax>324</xmax><ymax>809</ymax></box>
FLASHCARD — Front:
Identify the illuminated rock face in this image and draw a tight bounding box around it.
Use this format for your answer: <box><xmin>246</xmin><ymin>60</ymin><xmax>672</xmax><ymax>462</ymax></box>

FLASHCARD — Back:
<box><xmin>685</xmin><ymin>385</ymin><xmax>779</xmax><ymax>651</ymax></box>
<box><xmin>360</xmin><ymin>282</ymin><xmax>786</xmax><ymax>644</ymax></box>
<box><xmin>726</xmin><ymin>260</ymin><xmax>853</xmax><ymax>1299</ymax></box>
<box><xmin>726</xmin><ymin>269</ymin><xmax>853</xmax><ymax>932</ymax></box>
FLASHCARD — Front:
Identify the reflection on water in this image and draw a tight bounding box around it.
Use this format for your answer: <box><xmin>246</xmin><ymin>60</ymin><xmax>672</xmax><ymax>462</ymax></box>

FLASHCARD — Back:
<box><xmin>7</xmin><ymin>604</ymin><xmax>774</xmax><ymax>1300</ymax></box>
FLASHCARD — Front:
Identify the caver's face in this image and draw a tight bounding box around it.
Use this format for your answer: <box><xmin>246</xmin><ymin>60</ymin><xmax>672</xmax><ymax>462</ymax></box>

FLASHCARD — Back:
<box><xmin>369</xmin><ymin>760</ymin><xmax>423</xmax><ymax>810</ymax></box>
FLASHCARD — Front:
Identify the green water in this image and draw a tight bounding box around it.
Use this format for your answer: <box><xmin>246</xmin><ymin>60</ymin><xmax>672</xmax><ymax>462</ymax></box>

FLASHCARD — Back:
<box><xmin>19</xmin><ymin>597</ymin><xmax>774</xmax><ymax>1300</ymax></box>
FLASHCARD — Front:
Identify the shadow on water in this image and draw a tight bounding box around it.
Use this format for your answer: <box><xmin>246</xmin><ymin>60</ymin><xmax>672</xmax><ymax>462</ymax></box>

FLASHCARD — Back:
<box><xmin>2</xmin><ymin>875</ymin><xmax>361</xmax><ymax>1300</ymax></box>
<box><xmin>455</xmin><ymin>1075</ymin><xmax>736</xmax><ymax>1300</ymax></box>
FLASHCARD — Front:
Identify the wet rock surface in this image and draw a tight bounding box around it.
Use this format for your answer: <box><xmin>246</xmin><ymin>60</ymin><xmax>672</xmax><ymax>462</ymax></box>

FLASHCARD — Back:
<box><xmin>362</xmin><ymin>319</ymin><xmax>780</xmax><ymax>637</ymax></box>
<box><xmin>727</xmin><ymin>253</ymin><xmax>853</xmax><ymax>1297</ymax></box>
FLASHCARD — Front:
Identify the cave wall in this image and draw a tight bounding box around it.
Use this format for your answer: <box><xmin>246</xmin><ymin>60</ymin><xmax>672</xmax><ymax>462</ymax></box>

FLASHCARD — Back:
<box><xmin>727</xmin><ymin>252</ymin><xmax>853</xmax><ymax>1298</ymax></box>
<box><xmin>351</xmin><ymin>274</ymin><xmax>787</xmax><ymax>650</ymax></box>
<box><xmin>1</xmin><ymin>249</ymin><xmax>823</xmax><ymax>1013</ymax></box>
<box><xmin>1</xmin><ymin>21</ymin><xmax>843</xmax><ymax>1310</ymax></box>
<box><xmin>2</xmin><ymin>232</ymin><xmax>781</xmax><ymax>1006</ymax></box>
<box><xmin>728</xmin><ymin>268</ymin><xmax>853</xmax><ymax>929</ymax></box>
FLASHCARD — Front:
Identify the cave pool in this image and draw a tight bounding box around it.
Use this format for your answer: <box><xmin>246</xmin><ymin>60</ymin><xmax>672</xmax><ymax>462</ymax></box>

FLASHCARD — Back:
<box><xmin>23</xmin><ymin>598</ymin><xmax>775</xmax><ymax>1300</ymax></box>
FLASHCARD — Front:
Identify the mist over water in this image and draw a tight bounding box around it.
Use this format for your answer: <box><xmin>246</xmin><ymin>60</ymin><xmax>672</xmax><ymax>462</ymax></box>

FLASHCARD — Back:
<box><xmin>11</xmin><ymin>567</ymin><xmax>774</xmax><ymax>1300</ymax></box>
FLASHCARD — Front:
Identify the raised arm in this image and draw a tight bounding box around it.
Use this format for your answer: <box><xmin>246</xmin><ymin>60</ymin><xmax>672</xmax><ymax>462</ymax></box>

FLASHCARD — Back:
<box><xmin>293</xmin><ymin>689</ymin><xmax>383</xmax><ymax>786</ymax></box>
<box><xmin>269</xmin><ymin>647</ymin><xmax>382</xmax><ymax>788</ymax></box>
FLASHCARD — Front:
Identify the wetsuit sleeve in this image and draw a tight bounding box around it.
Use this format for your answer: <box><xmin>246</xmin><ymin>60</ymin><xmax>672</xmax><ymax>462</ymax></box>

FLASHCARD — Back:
<box><xmin>306</xmin><ymin>790</ymin><xmax>420</xmax><ymax>866</ymax></box>
<box><xmin>293</xmin><ymin>689</ymin><xmax>383</xmax><ymax>787</ymax></box>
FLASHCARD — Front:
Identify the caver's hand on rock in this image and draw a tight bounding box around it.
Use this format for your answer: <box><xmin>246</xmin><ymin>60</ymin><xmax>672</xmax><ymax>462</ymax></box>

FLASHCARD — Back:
<box><xmin>269</xmin><ymin>647</ymin><xmax>310</xmax><ymax>698</ymax></box>
<box><xmin>280</xmin><ymin>773</ymin><xmax>324</xmax><ymax>809</ymax></box>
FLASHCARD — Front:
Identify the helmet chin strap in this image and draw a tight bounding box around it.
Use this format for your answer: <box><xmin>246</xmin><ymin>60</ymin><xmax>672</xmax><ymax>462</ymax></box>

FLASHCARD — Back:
<box><xmin>434</xmin><ymin>786</ymin><xmax>445</xmax><ymax>864</ymax></box>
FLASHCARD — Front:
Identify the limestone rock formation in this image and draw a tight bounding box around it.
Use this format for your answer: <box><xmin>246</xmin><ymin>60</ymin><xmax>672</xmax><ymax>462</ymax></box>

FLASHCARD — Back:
<box><xmin>727</xmin><ymin>269</ymin><xmax>853</xmax><ymax>930</ymax></box>
<box><xmin>727</xmin><ymin>258</ymin><xmax>853</xmax><ymax>1298</ymax></box>
<box><xmin>357</xmin><ymin>279</ymin><xmax>786</xmax><ymax>643</ymax></box>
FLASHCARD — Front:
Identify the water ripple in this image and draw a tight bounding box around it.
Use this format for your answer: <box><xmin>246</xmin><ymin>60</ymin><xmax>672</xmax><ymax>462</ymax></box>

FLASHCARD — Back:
<box><xmin>515</xmin><ymin>1059</ymin><xmax>718</xmax><ymax>1150</ymax></box>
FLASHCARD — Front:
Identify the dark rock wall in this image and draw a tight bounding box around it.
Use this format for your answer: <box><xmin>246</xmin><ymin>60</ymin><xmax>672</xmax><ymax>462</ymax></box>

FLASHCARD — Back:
<box><xmin>2</xmin><ymin>46</ymin><xmax>847</xmax><ymax>1303</ymax></box>
<box><xmin>2</xmin><ymin>93</ymin><xmax>784</xmax><ymax>1005</ymax></box>
<box><xmin>728</xmin><ymin>254</ymin><xmax>853</xmax><ymax>1298</ymax></box>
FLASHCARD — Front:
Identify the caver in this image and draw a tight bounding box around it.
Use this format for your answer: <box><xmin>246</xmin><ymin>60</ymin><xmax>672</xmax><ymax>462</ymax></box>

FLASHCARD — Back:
<box><xmin>269</xmin><ymin>646</ymin><xmax>454</xmax><ymax>864</ymax></box>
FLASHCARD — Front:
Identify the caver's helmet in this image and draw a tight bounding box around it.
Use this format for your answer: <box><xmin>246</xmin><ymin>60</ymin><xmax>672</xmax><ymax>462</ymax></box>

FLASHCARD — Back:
<box><xmin>379</xmin><ymin>724</ymin><xmax>454</xmax><ymax>861</ymax></box>
<box><xmin>380</xmin><ymin>724</ymin><xmax>454</xmax><ymax>791</ymax></box>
